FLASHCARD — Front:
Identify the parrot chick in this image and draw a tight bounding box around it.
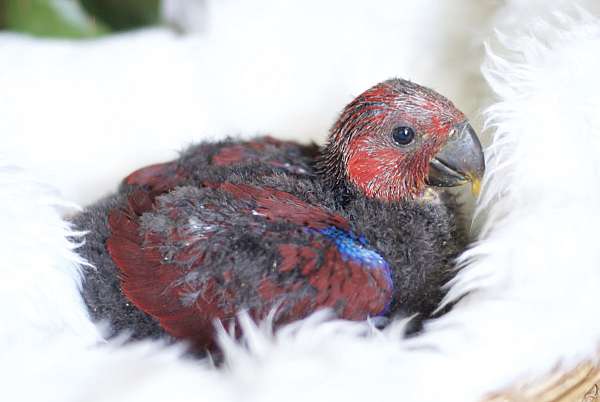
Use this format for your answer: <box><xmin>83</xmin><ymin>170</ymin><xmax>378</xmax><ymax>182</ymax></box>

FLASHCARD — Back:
<box><xmin>74</xmin><ymin>79</ymin><xmax>485</xmax><ymax>350</ymax></box>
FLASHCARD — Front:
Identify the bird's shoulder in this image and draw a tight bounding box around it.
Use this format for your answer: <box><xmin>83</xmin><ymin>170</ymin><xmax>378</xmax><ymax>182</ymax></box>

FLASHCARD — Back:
<box><xmin>121</xmin><ymin>136</ymin><xmax>319</xmax><ymax>193</ymax></box>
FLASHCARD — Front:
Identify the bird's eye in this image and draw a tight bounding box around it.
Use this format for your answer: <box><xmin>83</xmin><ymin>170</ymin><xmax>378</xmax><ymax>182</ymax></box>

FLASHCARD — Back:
<box><xmin>391</xmin><ymin>126</ymin><xmax>415</xmax><ymax>146</ymax></box>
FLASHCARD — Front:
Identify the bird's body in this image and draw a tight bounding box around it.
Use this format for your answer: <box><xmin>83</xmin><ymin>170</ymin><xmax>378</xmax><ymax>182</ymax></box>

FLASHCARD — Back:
<box><xmin>74</xmin><ymin>79</ymin><xmax>484</xmax><ymax>350</ymax></box>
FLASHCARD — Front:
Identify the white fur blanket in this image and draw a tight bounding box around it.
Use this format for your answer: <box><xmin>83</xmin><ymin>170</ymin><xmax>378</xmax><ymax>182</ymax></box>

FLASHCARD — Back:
<box><xmin>2</xmin><ymin>1</ymin><xmax>600</xmax><ymax>401</ymax></box>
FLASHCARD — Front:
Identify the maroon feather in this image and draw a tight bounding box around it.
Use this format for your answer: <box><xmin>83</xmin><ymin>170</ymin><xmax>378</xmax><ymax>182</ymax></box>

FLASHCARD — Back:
<box><xmin>106</xmin><ymin>181</ymin><xmax>392</xmax><ymax>350</ymax></box>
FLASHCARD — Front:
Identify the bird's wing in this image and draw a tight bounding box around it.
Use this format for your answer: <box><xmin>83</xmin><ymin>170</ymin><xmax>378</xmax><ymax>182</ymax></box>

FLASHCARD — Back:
<box><xmin>107</xmin><ymin>182</ymin><xmax>392</xmax><ymax>349</ymax></box>
<box><xmin>123</xmin><ymin>136</ymin><xmax>317</xmax><ymax>194</ymax></box>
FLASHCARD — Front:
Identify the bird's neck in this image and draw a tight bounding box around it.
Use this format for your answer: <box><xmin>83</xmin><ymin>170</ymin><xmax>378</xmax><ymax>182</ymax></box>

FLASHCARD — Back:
<box><xmin>315</xmin><ymin>141</ymin><xmax>358</xmax><ymax>208</ymax></box>
<box><xmin>315</xmin><ymin>140</ymin><xmax>345</xmax><ymax>180</ymax></box>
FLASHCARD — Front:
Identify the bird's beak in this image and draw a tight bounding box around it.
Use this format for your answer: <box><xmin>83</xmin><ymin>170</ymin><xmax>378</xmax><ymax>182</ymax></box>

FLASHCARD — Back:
<box><xmin>426</xmin><ymin>121</ymin><xmax>485</xmax><ymax>196</ymax></box>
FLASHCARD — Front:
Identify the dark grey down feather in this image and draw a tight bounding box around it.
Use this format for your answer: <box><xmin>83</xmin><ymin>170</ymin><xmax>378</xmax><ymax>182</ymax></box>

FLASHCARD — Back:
<box><xmin>73</xmin><ymin>138</ymin><xmax>467</xmax><ymax>342</ymax></box>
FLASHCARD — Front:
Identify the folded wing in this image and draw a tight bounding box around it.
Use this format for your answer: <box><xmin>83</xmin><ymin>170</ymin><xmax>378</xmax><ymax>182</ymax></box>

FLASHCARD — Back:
<box><xmin>107</xmin><ymin>181</ymin><xmax>392</xmax><ymax>349</ymax></box>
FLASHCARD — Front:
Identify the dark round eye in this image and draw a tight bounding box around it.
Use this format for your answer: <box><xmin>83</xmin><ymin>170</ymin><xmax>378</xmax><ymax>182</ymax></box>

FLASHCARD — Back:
<box><xmin>391</xmin><ymin>126</ymin><xmax>415</xmax><ymax>145</ymax></box>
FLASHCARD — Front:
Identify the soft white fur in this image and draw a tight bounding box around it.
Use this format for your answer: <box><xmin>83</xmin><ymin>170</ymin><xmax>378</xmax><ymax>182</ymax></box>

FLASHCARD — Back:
<box><xmin>4</xmin><ymin>2</ymin><xmax>600</xmax><ymax>402</ymax></box>
<box><xmin>0</xmin><ymin>0</ymin><xmax>492</xmax><ymax>206</ymax></box>
<box><xmin>0</xmin><ymin>164</ymin><xmax>101</xmax><ymax>347</ymax></box>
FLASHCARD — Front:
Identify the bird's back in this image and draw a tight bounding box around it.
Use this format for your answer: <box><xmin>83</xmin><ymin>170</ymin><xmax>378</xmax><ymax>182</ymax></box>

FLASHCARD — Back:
<box><xmin>75</xmin><ymin>137</ymin><xmax>321</xmax><ymax>342</ymax></box>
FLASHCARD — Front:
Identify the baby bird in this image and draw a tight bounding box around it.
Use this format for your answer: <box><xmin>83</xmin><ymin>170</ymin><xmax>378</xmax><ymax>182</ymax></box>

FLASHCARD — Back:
<box><xmin>74</xmin><ymin>79</ymin><xmax>485</xmax><ymax>350</ymax></box>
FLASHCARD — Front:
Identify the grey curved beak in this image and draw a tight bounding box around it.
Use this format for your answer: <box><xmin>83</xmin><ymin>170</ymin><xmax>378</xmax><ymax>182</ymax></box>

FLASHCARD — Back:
<box><xmin>426</xmin><ymin>121</ymin><xmax>485</xmax><ymax>195</ymax></box>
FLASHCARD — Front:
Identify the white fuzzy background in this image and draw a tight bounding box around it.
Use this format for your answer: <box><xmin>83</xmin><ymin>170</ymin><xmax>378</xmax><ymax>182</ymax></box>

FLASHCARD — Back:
<box><xmin>3</xmin><ymin>1</ymin><xmax>600</xmax><ymax>401</ymax></box>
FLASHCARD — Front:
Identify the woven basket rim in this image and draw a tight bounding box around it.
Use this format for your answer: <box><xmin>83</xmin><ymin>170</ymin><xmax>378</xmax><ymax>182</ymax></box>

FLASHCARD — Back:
<box><xmin>484</xmin><ymin>362</ymin><xmax>600</xmax><ymax>402</ymax></box>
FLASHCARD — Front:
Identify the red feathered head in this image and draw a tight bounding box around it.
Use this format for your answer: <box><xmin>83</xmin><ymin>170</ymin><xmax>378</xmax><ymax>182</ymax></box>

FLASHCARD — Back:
<box><xmin>318</xmin><ymin>79</ymin><xmax>485</xmax><ymax>201</ymax></box>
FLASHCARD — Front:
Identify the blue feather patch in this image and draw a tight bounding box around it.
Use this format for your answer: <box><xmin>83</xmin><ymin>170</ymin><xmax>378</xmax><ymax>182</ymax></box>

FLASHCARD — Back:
<box><xmin>310</xmin><ymin>226</ymin><xmax>394</xmax><ymax>316</ymax></box>
<box><xmin>318</xmin><ymin>226</ymin><xmax>389</xmax><ymax>270</ymax></box>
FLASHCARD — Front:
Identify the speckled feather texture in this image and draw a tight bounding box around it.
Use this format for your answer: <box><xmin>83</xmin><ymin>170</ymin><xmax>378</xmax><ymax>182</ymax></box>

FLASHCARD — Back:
<box><xmin>73</xmin><ymin>137</ymin><xmax>466</xmax><ymax>349</ymax></box>
<box><xmin>3</xmin><ymin>1</ymin><xmax>600</xmax><ymax>402</ymax></box>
